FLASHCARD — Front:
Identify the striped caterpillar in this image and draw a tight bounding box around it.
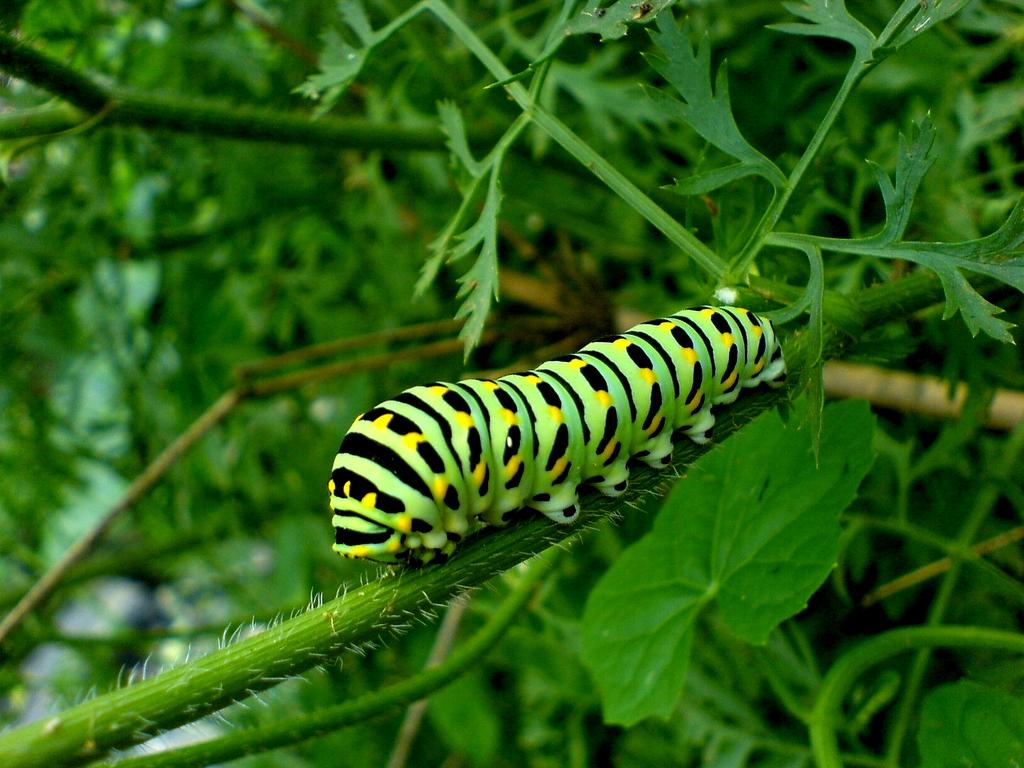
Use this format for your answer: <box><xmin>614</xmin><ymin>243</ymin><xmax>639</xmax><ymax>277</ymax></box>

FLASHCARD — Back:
<box><xmin>329</xmin><ymin>306</ymin><xmax>786</xmax><ymax>566</ymax></box>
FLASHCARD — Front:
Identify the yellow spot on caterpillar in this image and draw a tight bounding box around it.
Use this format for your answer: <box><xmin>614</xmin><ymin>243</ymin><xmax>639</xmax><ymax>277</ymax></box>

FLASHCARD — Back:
<box><xmin>343</xmin><ymin>481</ymin><xmax>352</xmax><ymax>497</ymax></box>
<box><xmin>350</xmin><ymin>545</ymin><xmax>370</xmax><ymax>558</ymax></box>
<box><xmin>659</xmin><ymin>321</ymin><xmax>676</xmax><ymax>331</ymax></box>
<box><xmin>501</xmin><ymin>408</ymin><xmax>518</xmax><ymax>425</ymax></box>
<box><xmin>721</xmin><ymin>332</ymin><xmax>734</xmax><ymax>348</ymax></box>
<box><xmin>328</xmin><ymin>479</ymin><xmax>336</xmax><ymax>495</ymax></box>
<box><xmin>640</xmin><ymin>368</ymin><xmax>656</xmax><ymax>384</ymax></box>
<box><xmin>505</xmin><ymin>455</ymin><xmax>522</xmax><ymax>477</ymax></box>
<box><xmin>372</xmin><ymin>413</ymin><xmax>393</xmax><ymax>429</ymax></box>
<box><xmin>689</xmin><ymin>392</ymin><xmax>705</xmax><ymax>412</ymax></box>
<box><xmin>754</xmin><ymin>358</ymin><xmax>765</xmax><ymax>373</ymax></box>
<box><xmin>361</xmin><ymin>492</ymin><xmax>377</xmax><ymax>509</ymax></box>
<box><xmin>428</xmin><ymin>385</ymin><xmax>448</xmax><ymax>397</ymax></box>
<box><xmin>432</xmin><ymin>476</ymin><xmax>449</xmax><ymax>501</ymax></box>
<box><xmin>483</xmin><ymin>380</ymin><xmax>500</xmax><ymax>391</ymax></box>
<box><xmin>700</xmin><ymin>308</ymin><xmax>716</xmax><ymax>318</ymax></box>
<box><xmin>723</xmin><ymin>371</ymin><xmax>738</xmax><ymax>389</ymax></box>
<box><xmin>647</xmin><ymin>416</ymin><xmax>664</xmax><ymax>435</ymax></box>
<box><xmin>396</xmin><ymin>515</ymin><xmax>413</xmax><ymax>533</ymax></box>
<box><xmin>548</xmin><ymin>405</ymin><xmax>564</xmax><ymax>423</ymax></box>
<box><xmin>454</xmin><ymin>411</ymin><xmax>475</xmax><ymax>429</ymax></box>
<box><xmin>569</xmin><ymin>358</ymin><xmax>587</xmax><ymax>369</ymax></box>
<box><xmin>595</xmin><ymin>390</ymin><xmax>612</xmax><ymax>407</ymax></box>
<box><xmin>402</xmin><ymin>432</ymin><xmax>424</xmax><ymax>450</ymax></box>
<box><xmin>550</xmin><ymin>457</ymin><xmax>569</xmax><ymax>479</ymax></box>
<box><xmin>386</xmin><ymin>539</ymin><xmax>402</xmax><ymax>553</ymax></box>
<box><xmin>752</xmin><ymin>325</ymin><xmax>764</xmax><ymax>337</ymax></box>
<box><xmin>525</xmin><ymin>375</ymin><xmax>543</xmax><ymax>385</ymax></box>
<box><xmin>472</xmin><ymin>461</ymin><xmax>487</xmax><ymax>486</ymax></box>
<box><xmin>683</xmin><ymin>348</ymin><xmax>698</xmax><ymax>365</ymax></box>
<box><xmin>600</xmin><ymin>440</ymin><xmax>618</xmax><ymax>460</ymax></box>
<box><xmin>612</xmin><ymin>338</ymin><xmax>631</xmax><ymax>350</ymax></box>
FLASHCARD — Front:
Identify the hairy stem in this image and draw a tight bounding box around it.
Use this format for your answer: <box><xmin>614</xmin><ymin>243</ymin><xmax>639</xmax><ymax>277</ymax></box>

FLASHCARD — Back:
<box><xmin>95</xmin><ymin>554</ymin><xmax>556</xmax><ymax>768</ymax></box>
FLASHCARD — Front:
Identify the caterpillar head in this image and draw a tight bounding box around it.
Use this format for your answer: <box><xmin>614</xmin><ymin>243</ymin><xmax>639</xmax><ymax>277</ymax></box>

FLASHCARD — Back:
<box><xmin>329</xmin><ymin>457</ymin><xmax>454</xmax><ymax>566</ymax></box>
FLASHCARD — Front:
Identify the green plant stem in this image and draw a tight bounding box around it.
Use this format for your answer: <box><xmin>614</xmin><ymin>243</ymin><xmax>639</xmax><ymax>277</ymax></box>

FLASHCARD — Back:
<box><xmin>96</xmin><ymin>553</ymin><xmax>557</xmax><ymax>768</ymax></box>
<box><xmin>422</xmin><ymin>0</ymin><xmax>728</xmax><ymax>282</ymax></box>
<box><xmin>808</xmin><ymin>626</ymin><xmax>1024</xmax><ymax>768</ymax></box>
<box><xmin>0</xmin><ymin>31</ymin><xmax>446</xmax><ymax>149</ymax></box>
<box><xmin>880</xmin><ymin>418</ymin><xmax>1024</xmax><ymax>767</ymax></box>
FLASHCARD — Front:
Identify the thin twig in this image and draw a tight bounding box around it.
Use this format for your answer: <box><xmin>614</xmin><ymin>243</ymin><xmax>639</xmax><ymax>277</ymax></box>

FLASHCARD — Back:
<box><xmin>386</xmin><ymin>594</ymin><xmax>471</xmax><ymax>768</ymax></box>
<box><xmin>223</xmin><ymin>0</ymin><xmax>320</xmax><ymax>67</ymax></box>
<box><xmin>861</xmin><ymin>525</ymin><xmax>1024</xmax><ymax>606</ymax></box>
<box><xmin>235</xmin><ymin>319</ymin><xmax>464</xmax><ymax>377</ymax></box>
<box><xmin>0</xmin><ymin>389</ymin><xmax>243</xmax><ymax>648</ymax></box>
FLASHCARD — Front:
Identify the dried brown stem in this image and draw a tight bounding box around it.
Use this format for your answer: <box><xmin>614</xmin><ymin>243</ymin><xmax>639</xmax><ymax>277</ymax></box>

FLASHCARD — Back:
<box><xmin>386</xmin><ymin>594</ymin><xmax>471</xmax><ymax>768</ymax></box>
<box><xmin>823</xmin><ymin>360</ymin><xmax>1024</xmax><ymax>430</ymax></box>
<box><xmin>862</xmin><ymin>526</ymin><xmax>1024</xmax><ymax>606</ymax></box>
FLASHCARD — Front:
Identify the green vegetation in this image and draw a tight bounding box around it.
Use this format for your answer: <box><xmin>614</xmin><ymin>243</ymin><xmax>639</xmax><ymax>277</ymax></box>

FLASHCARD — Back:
<box><xmin>1</xmin><ymin>1</ymin><xmax>1022</xmax><ymax>767</ymax></box>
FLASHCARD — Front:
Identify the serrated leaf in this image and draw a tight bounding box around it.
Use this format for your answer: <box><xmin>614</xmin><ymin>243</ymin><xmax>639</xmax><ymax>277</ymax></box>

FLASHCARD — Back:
<box><xmin>580</xmin><ymin>400</ymin><xmax>875</xmax><ymax>725</ymax></box>
<box><xmin>918</xmin><ymin>681</ymin><xmax>1024</xmax><ymax>768</ymax></box>
<box><xmin>294</xmin><ymin>1</ymin><xmax>380</xmax><ymax>113</ymax></box>
<box><xmin>438</xmin><ymin>100</ymin><xmax>482</xmax><ymax>177</ymax></box>
<box><xmin>566</xmin><ymin>0</ymin><xmax>678</xmax><ymax>41</ymax></box>
<box><xmin>450</xmin><ymin>169</ymin><xmax>502</xmax><ymax>357</ymax></box>
<box><xmin>863</xmin><ymin>116</ymin><xmax>937</xmax><ymax>246</ymax></box>
<box><xmin>887</xmin><ymin>0</ymin><xmax>973</xmax><ymax>51</ymax></box>
<box><xmin>645</xmin><ymin>14</ymin><xmax>785</xmax><ymax>190</ymax></box>
<box><xmin>769</xmin><ymin>0</ymin><xmax>875</xmax><ymax>60</ymax></box>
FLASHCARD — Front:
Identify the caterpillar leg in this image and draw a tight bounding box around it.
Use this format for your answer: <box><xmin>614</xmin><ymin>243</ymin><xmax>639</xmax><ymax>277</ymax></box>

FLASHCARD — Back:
<box><xmin>683</xmin><ymin>409</ymin><xmax>716</xmax><ymax>445</ymax></box>
<box><xmin>530</xmin><ymin>489</ymin><xmax>582</xmax><ymax>524</ymax></box>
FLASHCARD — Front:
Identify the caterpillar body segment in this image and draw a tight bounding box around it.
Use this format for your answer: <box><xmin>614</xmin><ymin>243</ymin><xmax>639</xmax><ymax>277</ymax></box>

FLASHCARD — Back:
<box><xmin>329</xmin><ymin>306</ymin><xmax>786</xmax><ymax>566</ymax></box>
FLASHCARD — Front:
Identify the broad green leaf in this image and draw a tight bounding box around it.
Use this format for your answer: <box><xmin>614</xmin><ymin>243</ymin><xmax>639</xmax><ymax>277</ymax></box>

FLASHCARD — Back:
<box><xmin>566</xmin><ymin>0</ymin><xmax>677</xmax><ymax>41</ymax></box>
<box><xmin>645</xmin><ymin>14</ymin><xmax>785</xmax><ymax>191</ymax></box>
<box><xmin>580</xmin><ymin>400</ymin><xmax>875</xmax><ymax>724</ymax></box>
<box><xmin>770</xmin><ymin>0</ymin><xmax>875</xmax><ymax>60</ymax></box>
<box><xmin>429</xmin><ymin>669</ymin><xmax>501</xmax><ymax>767</ymax></box>
<box><xmin>918</xmin><ymin>681</ymin><xmax>1024</xmax><ymax>768</ymax></box>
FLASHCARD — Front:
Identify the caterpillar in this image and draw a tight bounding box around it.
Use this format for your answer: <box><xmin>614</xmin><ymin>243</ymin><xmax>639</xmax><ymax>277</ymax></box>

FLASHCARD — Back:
<box><xmin>329</xmin><ymin>306</ymin><xmax>786</xmax><ymax>566</ymax></box>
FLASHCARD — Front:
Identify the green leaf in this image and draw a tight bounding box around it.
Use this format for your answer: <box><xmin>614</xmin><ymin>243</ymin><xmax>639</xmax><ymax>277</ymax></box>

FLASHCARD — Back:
<box><xmin>645</xmin><ymin>14</ymin><xmax>785</xmax><ymax>191</ymax></box>
<box><xmin>885</xmin><ymin>0</ymin><xmax>973</xmax><ymax>51</ymax></box>
<box><xmin>566</xmin><ymin>0</ymin><xmax>678</xmax><ymax>41</ymax></box>
<box><xmin>580</xmin><ymin>400</ymin><xmax>875</xmax><ymax>725</ymax></box>
<box><xmin>437</xmin><ymin>99</ymin><xmax>482</xmax><ymax>177</ymax></box>
<box><xmin>295</xmin><ymin>1</ymin><xmax>380</xmax><ymax>113</ymax></box>
<box><xmin>429</xmin><ymin>669</ymin><xmax>501</xmax><ymax>767</ymax></box>
<box><xmin>451</xmin><ymin>168</ymin><xmax>502</xmax><ymax>356</ymax></box>
<box><xmin>918</xmin><ymin>680</ymin><xmax>1024</xmax><ymax>768</ymax></box>
<box><xmin>863</xmin><ymin>116</ymin><xmax>937</xmax><ymax>247</ymax></box>
<box><xmin>769</xmin><ymin>0</ymin><xmax>875</xmax><ymax>60</ymax></box>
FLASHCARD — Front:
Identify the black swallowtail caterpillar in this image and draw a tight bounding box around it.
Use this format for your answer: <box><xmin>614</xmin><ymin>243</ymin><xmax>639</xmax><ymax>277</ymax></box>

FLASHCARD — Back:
<box><xmin>329</xmin><ymin>306</ymin><xmax>786</xmax><ymax>566</ymax></box>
